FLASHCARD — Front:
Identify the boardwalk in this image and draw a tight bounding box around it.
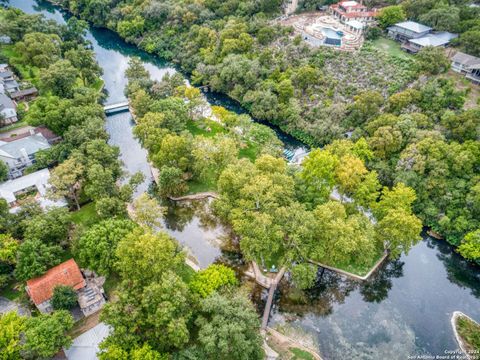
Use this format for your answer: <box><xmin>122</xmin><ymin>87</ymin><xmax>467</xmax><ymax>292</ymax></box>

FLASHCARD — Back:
<box><xmin>261</xmin><ymin>266</ymin><xmax>287</xmax><ymax>329</ymax></box>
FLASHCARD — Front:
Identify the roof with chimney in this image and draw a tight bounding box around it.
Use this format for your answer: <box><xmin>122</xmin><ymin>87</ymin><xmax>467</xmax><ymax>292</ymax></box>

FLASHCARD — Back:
<box><xmin>26</xmin><ymin>259</ymin><xmax>86</xmax><ymax>305</ymax></box>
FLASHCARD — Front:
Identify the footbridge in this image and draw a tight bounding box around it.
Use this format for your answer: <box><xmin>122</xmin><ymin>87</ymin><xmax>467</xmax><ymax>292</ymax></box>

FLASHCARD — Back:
<box><xmin>103</xmin><ymin>101</ymin><xmax>129</xmax><ymax>114</ymax></box>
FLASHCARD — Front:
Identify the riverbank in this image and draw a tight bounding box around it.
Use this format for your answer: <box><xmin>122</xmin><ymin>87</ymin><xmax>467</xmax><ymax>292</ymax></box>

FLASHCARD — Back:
<box><xmin>451</xmin><ymin>311</ymin><xmax>480</xmax><ymax>357</ymax></box>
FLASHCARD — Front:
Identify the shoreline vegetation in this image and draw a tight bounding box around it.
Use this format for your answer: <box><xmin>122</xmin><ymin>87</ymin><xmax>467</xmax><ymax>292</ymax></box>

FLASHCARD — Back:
<box><xmin>451</xmin><ymin>311</ymin><xmax>480</xmax><ymax>357</ymax></box>
<box><xmin>42</xmin><ymin>0</ymin><xmax>480</xmax><ymax>266</ymax></box>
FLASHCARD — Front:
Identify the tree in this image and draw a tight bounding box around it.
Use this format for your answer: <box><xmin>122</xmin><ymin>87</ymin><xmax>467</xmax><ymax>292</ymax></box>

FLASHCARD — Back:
<box><xmin>0</xmin><ymin>160</ymin><xmax>8</xmax><ymax>182</ymax></box>
<box><xmin>455</xmin><ymin>30</ymin><xmax>480</xmax><ymax>57</ymax></box>
<box><xmin>49</xmin><ymin>154</ymin><xmax>85</xmax><ymax>210</ymax></box>
<box><xmin>377</xmin><ymin>6</ymin><xmax>406</xmax><ymax>29</ymax></box>
<box><xmin>157</xmin><ymin>166</ymin><xmax>188</xmax><ymax>197</ymax></box>
<box><xmin>190</xmin><ymin>264</ymin><xmax>238</xmax><ymax>298</ymax></box>
<box><xmin>65</xmin><ymin>46</ymin><xmax>102</xmax><ymax>86</ymax></box>
<box><xmin>131</xmin><ymin>193</ymin><xmax>165</xmax><ymax>229</ymax></box>
<box><xmin>75</xmin><ymin>218</ymin><xmax>136</xmax><ymax>276</ymax></box>
<box><xmin>101</xmin><ymin>271</ymin><xmax>192</xmax><ymax>353</ymax></box>
<box><xmin>195</xmin><ymin>292</ymin><xmax>263</xmax><ymax>360</ymax></box>
<box><xmin>23</xmin><ymin>311</ymin><xmax>74</xmax><ymax>359</ymax></box>
<box><xmin>416</xmin><ymin>46</ymin><xmax>450</xmax><ymax>75</ymax></box>
<box><xmin>375</xmin><ymin>209</ymin><xmax>422</xmax><ymax>259</ymax></box>
<box><xmin>192</xmin><ymin>135</ymin><xmax>238</xmax><ymax>182</ymax></box>
<box><xmin>348</xmin><ymin>91</ymin><xmax>384</xmax><ymax>126</ymax></box>
<box><xmin>419</xmin><ymin>6</ymin><xmax>459</xmax><ymax>32</ymax></box>
<box><xmin>41</xmin><ymin>60</ymin><xmax>79</xmax><ymax>98</ymax></box>
<box><xmin>151</xmin><ymin>133</ymin><xmax>192</xmax><ymax>172</ymax></box>
<box><xmin>14</xmin><ymin>240</ymin><xmax>62</xmax><ymax>281</ymax></box>
<box><xmin>23</xmin><ymin>207</ymin><xmax>71</xmax><ymax>245</ymax></box>
<box><xmin>51</xmin><ymin>285</ymin><xmax>78</xmax><ymax>310</ymax></box>
<box><xmin>298</xmin><ymin>149</ymin><xmax>339</xmax><ymax>207</ymax></box>
<box><xmin>0</xmin><ymin>311</ymin><xmax>26</xmax><ymax>360</ymax></box>
<box><xmin>115</xmin><ymin>229</ymin><xmax>185</xmax><ymax>286</ymax></box>
<box><xmin>14</xmin><ymin>32</ymin><xmax>61</xmax><ymax>68</ymax></box>
<box><xmin>458</xmin><ymin>230</ymin><xmax>480</xmax><ymax>262</ymax></box>
<box><xmin>291</xmin><ymin>263</ymin><xmax>318</xmax><ymax>290</ymax></box>
<box><xmin>99</xmin><ymin>344</ymin><xmax>167</xmax><ymax>360</ymax></box>
<box><xmin>373</xmin><ymin>183</ymin><xmax>417</xmax><ymax>220</ymax></box>
<box><xmin>0</xmin><ymin>234</ymin><xmax>19</xmax><ymax>265</ymax></box>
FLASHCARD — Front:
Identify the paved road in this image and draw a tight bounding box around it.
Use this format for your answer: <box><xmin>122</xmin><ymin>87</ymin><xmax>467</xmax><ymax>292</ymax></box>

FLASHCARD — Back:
<box><xmin>0</xmin><ymin>296</ymin><xmax>30</xmax><ymax>316</ymax></box>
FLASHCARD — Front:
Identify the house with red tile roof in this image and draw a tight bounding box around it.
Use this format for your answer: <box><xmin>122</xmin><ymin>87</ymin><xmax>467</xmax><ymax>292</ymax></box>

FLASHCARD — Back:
<box><xmin>26</xmin><ymin>259</ymin><xmax>106</xmax><ymax>316</ymax></box>
<box><xmin>329</xmin><ymin>1</ymin><xmax>378</xmax><ymax>24</ymax></box>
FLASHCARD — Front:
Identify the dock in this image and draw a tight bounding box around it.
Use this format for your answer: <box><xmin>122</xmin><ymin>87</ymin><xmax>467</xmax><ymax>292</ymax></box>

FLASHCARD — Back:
<box><xmin>261</xmin><ymin>266</ymin><xmax>286</xmax><ymax>329</ymax></box>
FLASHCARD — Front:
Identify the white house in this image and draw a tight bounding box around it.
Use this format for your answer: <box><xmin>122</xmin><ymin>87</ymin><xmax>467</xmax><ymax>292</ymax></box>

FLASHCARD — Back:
<box><xmin>0</xmin><ymin>168</ymin><xmax>66</xmax><ymax>210</ymax></box>
<box><xmin>0</xmin><ymin>133</ymin><xmax>50</xmax><ymax>178</ymax></box>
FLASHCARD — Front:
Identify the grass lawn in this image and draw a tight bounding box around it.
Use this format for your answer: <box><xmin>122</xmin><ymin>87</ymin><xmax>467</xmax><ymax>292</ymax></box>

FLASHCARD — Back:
<box><xmin>187</xmin><ymin>176</ymin><xmax>217</xmax><ymax>194</ymax></box>
<box><xmin>1</xmin><ymin>279</ymin><xmax>21</xmax><ymax>301</ymax></box>
<box><xmin>457</xmin><ymin>315</ymin><xmax>480</xmax><ymax>351</ymax></box>
<box><xmin>321</xmin><ymin>248</ymin><xmax>386</xmax><ymax>277</ymax></box>
<box><xmin>238</xmin><ymin>142</ymin><xmax>259</xmax><ymax>162</ymax></box>
<box><xmin>186</xmin><ymin>118</ymin><xmax>226</xmax><ymax>138</ymax></box>
<box><xmin>71</xmin><ymin>202</ymin><xmax>99</xmax><ymax>227</ymax></box>
<box><xmin>371</xmin><ymin>37</ymin><xmax>412</xmax><ymax>60</ymax></box>
<box><xmin>178</xmin><ymin>263</ymin><xmax>196</xmax><ymax>284</ymax></box>
<box><xmin>0</xmin><ymin>120</ymin><xmax>28</xmax><ymax>134</ymax></box>
<box><xmin>290</xmin><ymin>347</ymin><xmax>315</xmax><ymax>360</ymax></box>
<box><xmin>104</xmin><ymin>273</ymin><xmax>121</xmax><ymax>299</ymax></box>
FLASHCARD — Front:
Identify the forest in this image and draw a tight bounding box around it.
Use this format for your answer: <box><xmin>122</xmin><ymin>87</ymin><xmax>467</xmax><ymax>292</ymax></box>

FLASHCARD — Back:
<box><xmin>48</xmin><ymin>0</ymin><xmax>480</xmax><ymax>262</ymax></box>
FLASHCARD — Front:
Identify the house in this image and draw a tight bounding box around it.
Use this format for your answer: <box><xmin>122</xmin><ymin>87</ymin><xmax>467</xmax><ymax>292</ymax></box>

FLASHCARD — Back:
<box><xmin>329</xmin><ymin>1</ymin><xmax>378</xmax><ymax>24</ymax></box>
<box><xmin>451</xmin><ymin>51</ymin><xmax>480</xmax><ymax>84</ymax></box>
<box><xmin>0</xmin><ymin>168</ymin><xmax>67</xmax><ymax>210</ymax></box>
<box><xmin>0</xmin><ymin>133</ymin><xmax>51</xmax><ymax>178</ymax></box>
<box><xmin>1</xmin><ymin>126</ymin><xmax>61</xmax><ymax>144</ymax></box>
<box><xmin>26</xmin><ymin>259</ymin><xmax>106</xmax><ymax>316</ymax></box>
<box><xmin>64</xmin><ymin>323</ymin><xmax>111</xmax><ymax>360</ymax></box>
<box><xmin>388</xmin><ymin>21</ymin><xmax>457</xmax><ymax>54</ymax></box>
<box><xmin>0</xmin><ymin>64</ymin><xmax>9</xmax><ymax>72</ymax></box>
<box><xmin>10</xmin><ymin>87</ymin><xmax>38</xmax><ymax>102</ymax></box>
<box><xmin>0</xmin><ymin>93</ymin><xmax>17</xmax><ymax>125</ymax></box>
<box><xmin>401</xmin><ymin>31</ymin><xmax>457</xmax><ymax>54</ymax></box>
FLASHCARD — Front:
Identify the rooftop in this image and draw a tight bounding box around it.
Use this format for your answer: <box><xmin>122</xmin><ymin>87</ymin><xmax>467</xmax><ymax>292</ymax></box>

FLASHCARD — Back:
<box><xmin>409</xmin><ymin>31</ymin><xmax>457</xmax><ymax>47</ymax></box>
<box><xmin>64</xmin><ymin>323</ymin><xmax>111</xmax><ymax>360</ymax></box>
<box><xmin>0</xmin><ymin>168</ymin><xmax>51</xmax><ymax>203</ymax></box>
<box><xmin>0</xmin><ymin>133</ymin><xmax>50</xmax><ymax>159</ymax></box>
<box><xmin>452</xmin><ymin>51</ymin><xmax>480</xmax><ymax>69</ymax></box>
<box><xmin>0</xmin><ymin>93</ymin><xmax>15</xmax><ymax>110</ymax></box>
<box><xmin>10</xmin><ymin>87</ymin><xmax>38</xmax><ymax>99</ymax></box>
<box><xmin>391</xmin><ymin>21</ymin><xmax>432</xmax><ymax>34</ymax></box>
<box><xmin>26</xmin><ymin>259</ymin><xmax>85</xmax><ymax>305</ymax></box>
<box><xmin>0</xmin><ymin>71</ymin><xmax>13</xmax><ymax>79</ymax></box>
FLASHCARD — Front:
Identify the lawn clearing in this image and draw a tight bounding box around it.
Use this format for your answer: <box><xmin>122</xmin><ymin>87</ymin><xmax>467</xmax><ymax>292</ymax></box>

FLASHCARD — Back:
<box><xmin>71</xmin><ymin>202</ymin><xmax>98</xmax><ymax>227</ymax></box>
<box><xmin>371</xmin><ymin>37</ymin><xmax>412</xmax><ymax>60</ymax></box>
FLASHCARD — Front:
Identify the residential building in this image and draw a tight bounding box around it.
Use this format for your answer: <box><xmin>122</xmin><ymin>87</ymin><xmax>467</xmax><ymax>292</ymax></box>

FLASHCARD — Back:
<box><xmin>329</xmin><ymin>1</ymin><xmax>378</xmax><ymax>24</ymax></box>
<box><xmin>64</xmin><ymin>323</ymin><xmax>111</xmax><ymax>360</ymax></box>
<box><xmin>0</xmin><ymin>35</ymin><xmax>11</xmax><ymax>44</ymax></box>
<box><xmin>10</xmin><ymin>87</ymin><xmax>38</xmax><ymax>101</ymax></box>
<box><xmin>401</xmin><ymin>31</ymin><xmax>457</xmax><ymax>54</ymax></box>
<box><xmin>0</xmin><ymin>168</ymin><xmax>66</xmax><ymax>210</ymax></box>
<box><xmin>388</xmin><ymin>21</ymin><xmax>457</xmax><ymax>54</ymax></box>
<box><xmin>0</xmin><ymin>93</ymin><xmax>17</xmax><ymax>125</ymax></box>
<box><xmin>0</xmin><ymin>133</ymin><xmax>50</xmax><ymax>178</ymax></box>
<box><xmin>387</xmin><ymin>21</ymin><xmax>432</xmax><ymax>42</ymax></box>
<box><xmin>451</xmin><ymin>51</ymin><xmax>480</xmax><ymax>84</ymax></box>
<box><xmin>26</xmin><ymin>259</ymin><xmax>106</xmax><ymax>316</ymax></box>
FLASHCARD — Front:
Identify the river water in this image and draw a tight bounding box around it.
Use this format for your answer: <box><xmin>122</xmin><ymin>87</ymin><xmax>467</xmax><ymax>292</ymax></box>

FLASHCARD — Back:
<box><xmin>7</xmin><ymin>1</ymin><xmax>480</xmax><ymax>359</ymax></box>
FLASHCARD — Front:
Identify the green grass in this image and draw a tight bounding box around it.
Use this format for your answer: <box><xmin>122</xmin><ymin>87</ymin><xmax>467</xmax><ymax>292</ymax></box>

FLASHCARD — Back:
<box><xmin>321</xmin><ymin>248</ymin><xmax>385</xmax><ymax>277</ymax></box>
<box><xmin>238</xmin><ymin>142</ymin><xmax>259</xmax><ymax>162</ymax></box>
<box><xmin>1</xmin><ymin>279</ymin><xmax>21</xmax><ymax>301</ymax></box>
<box><xmin>186</xmin><ymin>119</ymin><xmax>226</xmax><ymax>138</ymax></box>
<box><xmin>104</xmin><ymin>273</ymin><xmax>121</xmax><ymax>299</ymax></box>
<box><xmin>178</xmin><ymin>263</ymin><xmax>196</xmax><ymax>284</ymax></box>
<box><xmin>290</xmin><ymin>348</ymin><xmax>314</xmax><ymax>360</ymax></box>
<box><xmin>457</xmin><ymin>316</ymin><xmax>480</xmax><ymax>351</ymax></box>
<box><xmin>187</xmin><ymin>177</ymin><xmax>217</xmax><ymax>194</ymax></box>
<box><xmin>0</xmin><ymin>120</ymin><xmax>28</xmax><ymax>134</ymax></box>
<box><xmin>371</xmin><ymin>37</ymin><xmax>413</xmax><ymax>60</ymax></box>
<box><xmin>71</xmin><ymin>202</ymin><xmax>98</xmax><ymax>227</ymax></box>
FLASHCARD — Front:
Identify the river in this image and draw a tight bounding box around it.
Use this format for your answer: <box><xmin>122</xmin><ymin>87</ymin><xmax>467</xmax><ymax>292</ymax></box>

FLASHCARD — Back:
<box><xmin>6</xmin><ymin>1</ymin><xmax>480</xmax><ymax>359</ymax></box>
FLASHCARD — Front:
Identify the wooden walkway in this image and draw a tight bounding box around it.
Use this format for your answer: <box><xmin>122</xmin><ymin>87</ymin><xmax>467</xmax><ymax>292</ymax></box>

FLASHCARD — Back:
<box><xmin>168</xmin><ymin>192</ymin><xmax>219</xmax><ymax>201</ymax></box>
<box><xmin>261</xmin><ymin>266</ymin><xmax>287</xmax><ymax>329</ymax></box>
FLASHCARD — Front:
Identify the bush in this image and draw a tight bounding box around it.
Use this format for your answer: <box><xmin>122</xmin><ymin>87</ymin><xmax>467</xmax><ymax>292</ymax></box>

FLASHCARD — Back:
<box><xmin>51</xmin><ymin>285</ymin><xmax>78</xmax><ymax>310</ymax></box>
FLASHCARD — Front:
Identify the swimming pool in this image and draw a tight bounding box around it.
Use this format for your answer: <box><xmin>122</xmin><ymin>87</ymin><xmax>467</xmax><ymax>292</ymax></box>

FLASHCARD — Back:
<box><xmin>320</xmin><ymin>27</ymin><xmax>343</xmax><ymax>46</ymax></box>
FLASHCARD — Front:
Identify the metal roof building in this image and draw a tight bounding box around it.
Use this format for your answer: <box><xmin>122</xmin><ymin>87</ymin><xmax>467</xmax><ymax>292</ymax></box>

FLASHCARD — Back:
<box><xmin>64</xmin><ymin>323</ymin><xmax>111</xmax><ymax>360</ymax></box>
